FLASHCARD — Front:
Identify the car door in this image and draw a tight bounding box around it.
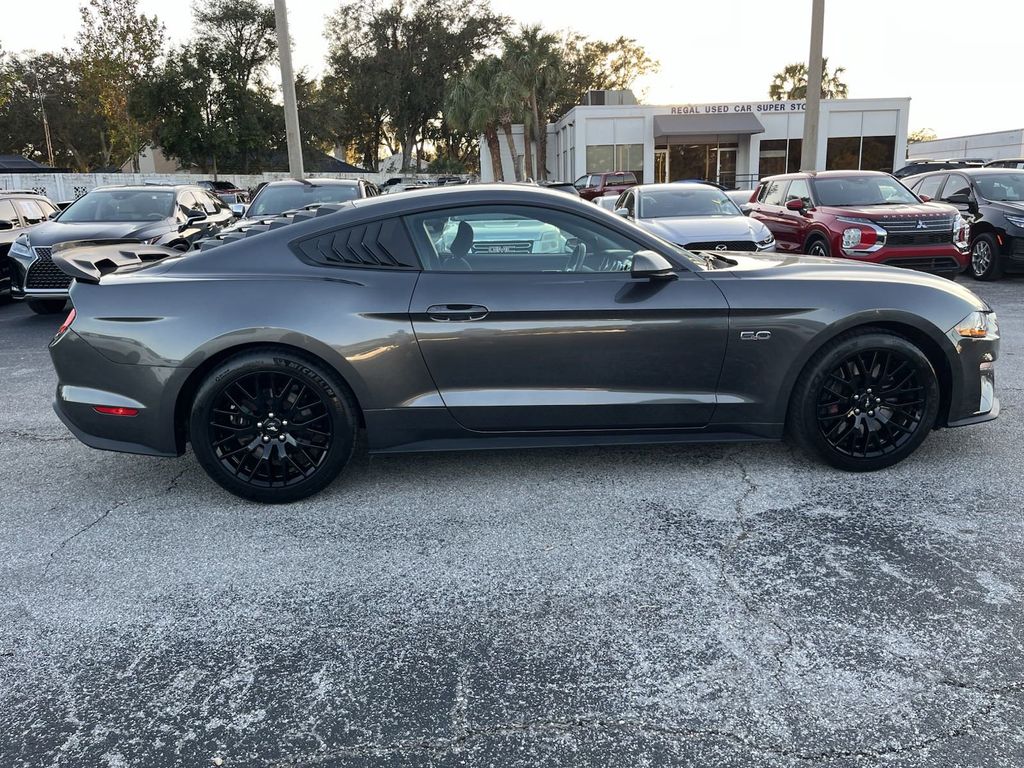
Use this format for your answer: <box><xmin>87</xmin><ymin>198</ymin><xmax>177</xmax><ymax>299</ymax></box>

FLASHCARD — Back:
<box><xmin>405</xmin><ymin>203</ymin><xmax>730</xmax><ymax>432</ymax></box>
<box><xmin>774</xmin><ymin>178</ymin><xmax>813</xmax><ymax>251</ymax></box>
<box><xmin>749</xmin><ymin>179</ymin><xmax>792</xmax><ymax>250</ymax></box>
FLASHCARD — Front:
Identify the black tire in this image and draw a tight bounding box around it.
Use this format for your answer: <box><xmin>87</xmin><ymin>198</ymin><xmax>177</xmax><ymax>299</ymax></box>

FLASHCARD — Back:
<box><xmin>969</xmin><ymin>233</ymin><xmax>1003</xmax><ymax>281</ymax></box>
<box><xmin>805</xmin><ymin>235</ymin><xmax>831</xmax><ymax>258</ymax></box>
<box><xmin>26</xmin><ymin>298</ymin><xmax>67</xmax><ymax>315</ymax></box>
<box><xmin>189</xmin><ymin>348</ymin><xmax>358</xmax><ymax>503</ymax></box>
<box><xmin>788</xmin><ymin>330</ymin><xmax>940</xmax><ymax>472</ymax></box>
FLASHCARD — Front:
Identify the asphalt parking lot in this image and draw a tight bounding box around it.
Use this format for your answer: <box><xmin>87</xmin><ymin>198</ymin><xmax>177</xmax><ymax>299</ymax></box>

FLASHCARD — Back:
<box><xmin>1</xmin><ymin>278</ymin><xmax>1023</xmax><ymax>768</ymax></box>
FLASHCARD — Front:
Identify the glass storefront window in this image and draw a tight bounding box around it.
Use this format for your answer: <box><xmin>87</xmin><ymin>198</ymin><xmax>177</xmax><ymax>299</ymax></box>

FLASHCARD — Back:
<box><xmin>586</xmin><ymin>145</ymin><xmax>615</xmax><ymax>173</ymax></box>
<box><xmin>860</xmin><ymin>136</ymin><xmax>896</xmax><ymax>172</ymax></box>
<box><xmin>587</xmin><ymin>144</ymin><xmax>643</xmax><ymax>177</ymax></box>
<box><xmin>759</xmin><ymin>139</ymin><xmax>803</xmax><ymax>177</ymax></box>
<box><xmin>826</xmin><ymin>137</ymin><xmax>861</xmax><ymax>170</ymax></box>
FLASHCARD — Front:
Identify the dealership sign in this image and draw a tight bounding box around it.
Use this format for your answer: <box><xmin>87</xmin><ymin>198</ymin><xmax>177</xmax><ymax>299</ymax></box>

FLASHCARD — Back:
<box><xmin>669</xmin><ymin>101</ymin><xmax>807</xmax><ymax>115</ymax></box>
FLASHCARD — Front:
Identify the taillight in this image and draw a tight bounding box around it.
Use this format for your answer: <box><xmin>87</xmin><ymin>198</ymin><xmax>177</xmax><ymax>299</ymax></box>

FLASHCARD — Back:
<box><xmin>56</xmin><ymin>308</ymin><xmax>76</xmax><ymax>336</ymax></box>
<box><xmin>93</xmin><ymin>406</ymin><xmax>139</xmax><ymax>417</ymax></box>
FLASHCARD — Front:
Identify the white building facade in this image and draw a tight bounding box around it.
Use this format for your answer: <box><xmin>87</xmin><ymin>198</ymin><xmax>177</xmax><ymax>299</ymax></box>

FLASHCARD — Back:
<box><xmin>906</xmin><ymin>129</ymin><xmax>1024</xmax><ymax>162</ymax></box>
<box><xmin>481</xmin><ymin>97</ymin><xmax>911</xmax><ymax>189</ymax></box>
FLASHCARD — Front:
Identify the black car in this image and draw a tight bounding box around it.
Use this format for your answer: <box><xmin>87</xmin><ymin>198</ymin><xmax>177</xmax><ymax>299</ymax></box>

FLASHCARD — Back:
<box><xmin>197</xmin><ymin>179</ymin><xmax>250</xmax><ymax>205</ymax></box>
<box><xmin>0</xmin><ymin>190</ymin><xmax>60</xmax><ymax>299</ymax></box>
<box><xmin>905</xmin><ymin>168</ymin><xmax>1024</xmax><ymax>280</ymax></box>
<box><xmin>984</xmin><ymin>158</ymin><xmax>1024</xmax><ymax>170</ymax></box>
<box><xmin>48</xmin><ymin>186</ymin><xmax>998</xmax><ymax>503</ymax></box>
<box><xmin>893</xmin><ymin>159</ymin><xmax>984</xmax><ymax>179</ymax></box>
<box><xmin>233</xmin><ymin>178</ymin><xmax>377</xmax><ymax>220</ymax></box>
<box><xmin>8</xmin><ymin>184</ymin><xmax>234</xmax><ymax>314</ymax></box>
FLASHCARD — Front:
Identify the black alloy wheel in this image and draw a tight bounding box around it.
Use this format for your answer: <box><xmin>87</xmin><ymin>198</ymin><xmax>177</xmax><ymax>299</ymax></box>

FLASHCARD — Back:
<box><xmin>806</xmin><ymin>237</ymin><xmax>831</xmax><ymax>258</ymax></box>
<box><xmin>190</xmin><ymin>349</ymin><xmax>357</xmax><ymax>502</ymax></box>
<box><xmin>789</xmin><ymin>331</ymin><xmax>939</xmax><ymax>471</ymax></box>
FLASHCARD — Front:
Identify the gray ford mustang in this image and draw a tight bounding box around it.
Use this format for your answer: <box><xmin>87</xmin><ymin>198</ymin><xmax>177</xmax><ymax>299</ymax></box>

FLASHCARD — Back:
<box><xmin>48</xmin><ymin>185</ymin><xmax>1000</xmax><ymax>503</ymax></box>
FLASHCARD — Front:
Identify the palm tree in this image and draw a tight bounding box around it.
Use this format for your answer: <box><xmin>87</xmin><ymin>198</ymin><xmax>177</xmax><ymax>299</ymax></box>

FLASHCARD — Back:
<box><xmin>769</xmin><ymin>57</ymin><xmax>848</xmax><ymax>100</ymax></box>
<box><xmin>502</xmin><ymin>26</ymin><xmax>561</xmax><ymax>181</ymax></box>
<box><xmin>446</xmin><ymin>57</ymin><xmax>505</xmax><ymax>182</ymax></box>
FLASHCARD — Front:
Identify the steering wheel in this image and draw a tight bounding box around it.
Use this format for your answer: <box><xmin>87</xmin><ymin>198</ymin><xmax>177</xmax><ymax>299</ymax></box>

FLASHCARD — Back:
<box><xmin>567</xmin><ymin>239</ymin><xmax>587</xmax><ymax>272</ymax></box>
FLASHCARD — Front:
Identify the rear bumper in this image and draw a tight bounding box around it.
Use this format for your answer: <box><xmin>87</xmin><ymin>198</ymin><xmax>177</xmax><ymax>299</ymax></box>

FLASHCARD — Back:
<box><xmin>49</xmin><ymin>328</ymin><xmax>184</xmax><ymax>456</ymax></box>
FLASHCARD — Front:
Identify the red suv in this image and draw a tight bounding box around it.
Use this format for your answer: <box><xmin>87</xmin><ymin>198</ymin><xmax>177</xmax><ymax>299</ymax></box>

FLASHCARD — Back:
<box><xmin>747</xmin><ymin>171</ymin><xmax>969</xmax><ymax>276</ymax></box>
<box><xmin>574</xmin><ymin>172</ymin><xmax>639</xmax><ymax>202</ymax></box>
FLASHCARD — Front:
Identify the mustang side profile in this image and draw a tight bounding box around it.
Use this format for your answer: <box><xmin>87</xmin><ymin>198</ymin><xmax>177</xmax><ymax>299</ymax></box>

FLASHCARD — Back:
<box><xmin>48</xmin><ymin>186</ymin><xmax>999</xmax><ymax>503</ymax></box>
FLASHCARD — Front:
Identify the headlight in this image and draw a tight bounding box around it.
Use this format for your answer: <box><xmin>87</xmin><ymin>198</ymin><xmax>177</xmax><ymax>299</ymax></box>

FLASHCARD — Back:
<box><xmin>842</xmin><ymin>228</ymin><xmax>862</xmax><ymax>248</ymax></box>
<box><xmin>1005</xmin><ymin>214</ymin><xmax>1024</xmax><ymax>229</ymax></box>
<box><xmin>953</xmin><ymin>213</ymin><xmax>970</xmax><ymax>249</ymax></box>
<box><xmin>954</xmin><ymin>310</ymin><xmax>998</xmax><ymax>339</ymax></box>
<box><xmin>8</xmin><ymin>236</ymin><xmax>32</xmax><ymax>259</ymax></box>
<box><xmin>836</xmin><ymin>216</ymin><xmax>886</xmax><ymax>253</ymax></box>
<box><xmin>145</xmin><ymin>235</ymin><xmax>163</xmax><ymax>244</ymax></box>
<box><xmin>756</xmin><ymin>234</ymin><xmax>775</xmax><ymax>249</ymax></box>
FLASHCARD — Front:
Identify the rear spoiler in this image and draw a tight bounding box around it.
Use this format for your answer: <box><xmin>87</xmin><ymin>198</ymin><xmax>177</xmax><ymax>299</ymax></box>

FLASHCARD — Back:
<box><xmin>192</xmin><ymin>202</ymin><xmax>349</xmax><ymax>252</ymax></box>
<box><xmin>50</xmin><ymin>239</ymin><xmax>183</xmax><ymax>284</ymax></box>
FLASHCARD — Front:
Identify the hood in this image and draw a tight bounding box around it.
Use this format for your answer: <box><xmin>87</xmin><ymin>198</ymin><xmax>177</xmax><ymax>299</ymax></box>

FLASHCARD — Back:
<box><xmin>635</xmin><ymin>214</ymin><xmax>766</xmax><ymax>244</ymax></box>
<box><xmin>817</xmin><ymin>202</ymin><xmax>956</xmax><ymax>219</ymax></box>
<box><xmin>24</xmin><ymin>219</ymin><xmax>173</xmax><ymax>248</ymax></box>
<box><xmin>700</xmin><ymin>250</ymin><xmax>989</xmax><ymax>310</ymax></box>
<box><xmin>984</xmin><ymin>199</ymin><xmax>1024</xmax><ymax>216</ymax></box>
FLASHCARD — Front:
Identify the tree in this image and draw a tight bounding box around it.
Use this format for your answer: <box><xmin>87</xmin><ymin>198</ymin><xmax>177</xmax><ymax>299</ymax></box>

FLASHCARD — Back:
<box><xmin>326</xmin><ymin>0</ymin><xmax>506</xmax><ymax>172</ymax></box>
<box><xmin>909</xmin><ymin>128</ymin><xmax>937</xmax><ymax>144</ymax></box>
<box><xmin>768</xmin><ymin>58</ymin><xmax>848</xmax><ymax>100</ymax></box>
<box><xmin>446</xmin><ymin>56</ymin><xmax>505</xmax><ymax>180</ymax></box>
<box><xmin>76</xmin><ymin>0</ymin><xmax>165</xmax><ymax>169</ymax></box>
<box><xmin>551</xmin><ymin>34</ymin><xmax>658</xmax><ymax>117</ymax></box>
<box><xmin>503</xmin><ymin>26</ymin><xmax>561</xmax><ymax>181</ymax></box>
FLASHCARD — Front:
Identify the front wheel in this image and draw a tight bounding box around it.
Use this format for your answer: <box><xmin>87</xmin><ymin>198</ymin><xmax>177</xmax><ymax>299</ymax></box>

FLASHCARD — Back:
<box><xmin>788</xmin><ymin>331</ymin><xmax>940</xmax><ymax>471</ymax></box>
<box><xmin>805</xmin><ymin>236</ymin><xmax>831</xmax><ymax>258</ymax></box>
<box><xmin>26</xmin><ymin>298</ymin><xmax>67</xmax><ymax>315</ymax></box>
<box><xmin>189</xmin><ymin>349</ymin><xmax>358</xmax><ymax>503</ymax></box>
<box><xmin>970</xmin><ymin>234</ymin><xmax>1003</xmax><ymax>281</ymax></box>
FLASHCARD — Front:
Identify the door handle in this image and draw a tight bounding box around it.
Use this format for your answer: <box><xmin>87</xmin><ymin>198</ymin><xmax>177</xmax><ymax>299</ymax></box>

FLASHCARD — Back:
<box><xmin>426</xmin><ymin>304</ymin><xmax>489</xmax><ymax>322</ymax></box>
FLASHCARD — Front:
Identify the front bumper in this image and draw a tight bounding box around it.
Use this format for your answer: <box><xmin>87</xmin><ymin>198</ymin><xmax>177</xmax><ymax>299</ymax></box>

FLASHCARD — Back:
<box><xmin>943</xmin><ymin>326</ymin><xmax>999</xmax><ymax>427</ymax></box>
<box><xmin>49</xmin><ymin>328</ymin><xmax>184</xmax><ymax>456</ymax></box>
<box><xmin>842</xmin><ymin>244</ymin><xmax>969</xmax><ymax>274</ymax></box>
<box><xmin>9</xmin><ymin>245</ymin><xmax>72</xmax><ymax>300</ymax></box>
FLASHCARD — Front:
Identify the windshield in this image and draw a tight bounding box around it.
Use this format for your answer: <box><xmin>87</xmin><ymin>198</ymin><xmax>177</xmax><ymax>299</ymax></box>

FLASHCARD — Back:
<box><xmin>639</xmin><ymin>187</ymin><xmax>742</xmax><ymax>219</ymax></box>
<box><xmin>974</xmin><ymin>173</ymin><xmax>1024</xmax><ymax>202</ymax></box>
<box><xmin>247</xmin><ymin>184</ymin><xmax>360</xmax><ymax>216</ymax></box>
<box><xmin>811</xmin><ymin>176</ymin><xmax>918</xmax><ymax>206</ymax></box>
<box><xmin>58</xmin><ymin>190</ymin><xmax>174</xmax><ymax>222</ymax></box>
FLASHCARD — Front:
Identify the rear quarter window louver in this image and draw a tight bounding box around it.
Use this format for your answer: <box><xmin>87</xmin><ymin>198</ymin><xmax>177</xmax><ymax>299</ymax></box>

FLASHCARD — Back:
<box><xmin>294</xmin><ymin>219</ymin><xmax>420</xmax><ymax>270</ymax></box>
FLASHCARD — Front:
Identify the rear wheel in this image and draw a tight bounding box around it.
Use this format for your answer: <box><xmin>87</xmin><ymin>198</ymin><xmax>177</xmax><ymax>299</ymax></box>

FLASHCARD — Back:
<box><xmin>788</xmin><ymin>330</ymin><xmax>940</xmax><ymax>471</ymax></box>
<box><xmin>27</xmin><ymin>298</ymin><xmax>67</xmax><ymax>315</ymax></box>
<box><xmin>189</xmin><ymin>349</ymin><xmax>357</xmax><ymax>503</ymax></box>
<box><xmin>970</xmin><ymin>234</ymin><xmax>1003</xmax><ymax>281</ymax></box>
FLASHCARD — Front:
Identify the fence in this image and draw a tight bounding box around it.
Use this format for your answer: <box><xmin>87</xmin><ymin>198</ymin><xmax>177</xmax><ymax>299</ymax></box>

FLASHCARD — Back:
<box><xmin>0</xmin><ymin>171</ymin><xmax>400</xmax><ymax>204</ymax></box>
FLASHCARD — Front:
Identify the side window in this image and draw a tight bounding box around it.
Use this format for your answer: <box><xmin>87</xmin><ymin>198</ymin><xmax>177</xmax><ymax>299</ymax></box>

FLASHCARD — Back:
<box><xmin>574</xmin><ymin>176</ymin><xmax>590</xmax><ymax>190</ymax></box>
<box><xmin>293</xmin><ymin>218</ymin><xmax>420</xmax><ymax>270</ymax></box>
<box><xmin>762</xmin><ymin>180</ymin><xmax>787</xmax><ymax>206</ymax></box>
<box><xmin>623</xmin><ymin>192</ymin><xmax>636</xmax><ymax>216</ymax></box>
<box><xmin>406</xmin><ymin>205</ymin><xmax>647</xmax><ymax>274</ymax></box>
<box><xmin>622</xmin><ymin>172</ymin><xmax>638</xmax><ymax>186</ymax></box>
<box><xmin>915</xmin><ymin>175</ymin><xmax>945</xmax><ymax>199</ymax></box>
<box><xmin>0</xmin><ymin>199</ymin><xmax>21</xmax><ymax>225</ymax></box>
<box><xmin>942</xmin><ymin>174</ymin><xmax>971</xmax><ymax>200</ymax></box>
<box><xmin>786</xmin><ymin>179</ymin><xmax>811</xmax><ymax>205</ymax></box>
<box><xmin>14</xmin><ymin>199</ymin><xmax>46</xmax><ymax>224</ymax></box>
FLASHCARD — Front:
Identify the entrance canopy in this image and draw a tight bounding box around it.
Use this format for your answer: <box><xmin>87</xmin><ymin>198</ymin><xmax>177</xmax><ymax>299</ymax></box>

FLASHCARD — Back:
<box><xmin>653</xmin><ymin>113</ymin><xmax>765</xmax><ymax>142</ymax></box>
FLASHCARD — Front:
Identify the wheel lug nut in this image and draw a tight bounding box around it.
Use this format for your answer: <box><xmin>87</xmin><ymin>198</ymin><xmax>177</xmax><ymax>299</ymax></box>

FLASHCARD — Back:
<box><xmin>262</xmin><ymin>436</ymin><xmax>270</xmax><ymax>442</ymax></box>
<box><xmin>279</xmin><ymin>434</ymin><xmax>286</xmax><ymax>441</ymax></box>
<box><xmin>855</xmin><ymin>408</ymin><xmax>861</xmax><ymax>414</ymax></box>
<box><xmin>268</xmin><ymin>412</ymin><xmax>274</xmax><ymax>418</ymax></box>
<box><xmin>257</xmin><ymin>422</ymin><xmax>263</xmax><ymax>427</ymax></box>
<box><xmin>282</xmin><ymin>420</ymin><xmax>288</xmax><ymax>426</ymax></box>
<box><xmin>869</xmin><ymin>410</ymin><xmax>875</xmax><ymax>416</ymax></box>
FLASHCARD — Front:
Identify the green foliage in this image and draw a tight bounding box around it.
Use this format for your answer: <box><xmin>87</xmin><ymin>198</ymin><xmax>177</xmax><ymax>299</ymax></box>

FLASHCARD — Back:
<box><xmin>908</xmin><ymin>128</ymin><xmax>937</xmax><ymax>144</ymax></box>
<box><xmin>76</xmin><ymin>0</ymin><xmax>165</xmax><ymax>168</ymax></box>
<box><xmin>552</xmin><ymin>34</ymin><xmax>659</xmax><ymax>118</ymax></box>
<box><xmin>769</xmin><ymin>58</ymin><xmax>848</xmax><ymax>101</ymax></box>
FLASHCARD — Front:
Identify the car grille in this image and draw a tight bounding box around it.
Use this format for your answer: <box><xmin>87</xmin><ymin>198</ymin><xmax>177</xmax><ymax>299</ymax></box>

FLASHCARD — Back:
<box><xmin>684</xmin><ymin>240</ymin><xmax>757</xmax><ymax>252</ymax></box>
<box><xmin>880</xmin><ymin>216</ymin><xmax>954</xmax><ymax>233</ymax></box>
<box><xmin>26</xmin><ymin>247</ymin><xmax>72</xmax><ymax>290</ymax></box>
<box><xmin>471</xmin><ymin>240</ymin><xmax>533</xmax><ymax>254</ymax></box>
<box><xmin>882</xmin><ymin>256</ymin><xmax>961</xmax><ymax>273</ymax></box>
<box><xmin>886</xmin><ymin>232</ymin><xmax>953</xmax><ymax>247</ymax></box>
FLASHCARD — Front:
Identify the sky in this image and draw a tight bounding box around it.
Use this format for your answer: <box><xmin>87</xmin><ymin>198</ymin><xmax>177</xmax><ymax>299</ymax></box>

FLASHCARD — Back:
<box><xmin>3</xmin><ymin>0</ymin><xmax>1022</xmax><ymax>139</ymax></box>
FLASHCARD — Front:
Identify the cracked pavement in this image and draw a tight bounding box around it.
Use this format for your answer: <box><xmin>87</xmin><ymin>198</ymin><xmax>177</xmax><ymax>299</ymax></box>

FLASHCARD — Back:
<box><xmin>1</xmin><ymin>278</ymin><xmax>1023</xmax><ymax>767</ymax></box>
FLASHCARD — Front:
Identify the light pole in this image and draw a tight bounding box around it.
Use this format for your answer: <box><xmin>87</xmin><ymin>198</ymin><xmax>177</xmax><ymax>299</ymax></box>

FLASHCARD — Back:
<box><xmin>274</xmin><ymin>0</ymin><xmax>304</xmax><ymax>179</ymax></box>
<box><xmin>29</xmin><ymin>65</ymin><xmax>55</xmax><ymax>168</ymax></box>
<box><xmin>800</xmin><ymin>0</ymin><xmax>825</xmax><ymax>171</ymax></box>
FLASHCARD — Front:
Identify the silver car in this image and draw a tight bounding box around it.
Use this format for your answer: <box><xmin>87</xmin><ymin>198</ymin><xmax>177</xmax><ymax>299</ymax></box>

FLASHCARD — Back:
<box><xmin>614</xmin><ymin>183</ymin><xmax>776</xmax><ymax>252</ymax></box>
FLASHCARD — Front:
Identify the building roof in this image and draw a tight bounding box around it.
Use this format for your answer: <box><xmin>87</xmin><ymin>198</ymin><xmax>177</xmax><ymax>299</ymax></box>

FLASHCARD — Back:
<box><xmin>0</xmin><ymin>155</ymin><xmax>61</xmax><ymax>172</ymax></box>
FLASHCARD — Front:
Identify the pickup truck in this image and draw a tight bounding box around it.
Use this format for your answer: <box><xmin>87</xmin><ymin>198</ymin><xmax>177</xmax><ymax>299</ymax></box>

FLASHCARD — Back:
<box><xmin>573</xmin><ymin>172</ymin><xmax>639</xmax><ymax>202</ymax></box>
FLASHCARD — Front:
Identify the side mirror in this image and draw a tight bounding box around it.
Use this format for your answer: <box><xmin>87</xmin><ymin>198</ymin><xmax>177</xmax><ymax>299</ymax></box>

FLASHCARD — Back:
<box><xmin>180</xmin><ymin>208</ymin><xmax>207</xmax><ymax>230</ymax></box>
<box><xmin>945</xmin><ymin>193</ymin><xmax>971</xmax><ymax>205</ymax></box>
<box><xmin>0</xmin><ymin>219</ymin><xmax>14</xmax><ymax>231</ymax></box>
<box><xmin>230</xmin><ymin>203</ymin><xmax>248</xmax><ymax>218</ymax></box>
<box><xmin>614</xmin><ymin>207</ymin><xmax>630</xmax><ymax>218</ymax></box>
<box><xmin>739</xmin><ymin>203</ymin><xmax>753</xmax><ymax>216</ymax></box>
<box><xmin>631</xmin><ymin>250</ymin><xmax>677</xmax><ymax>280</ymax></box>
<box><xmin>785</xmin><ymin>198</ymin><xmax>806</xmax><ymax>211</ymax></box>
<box><xmin>918</xmin><ymin>194</ymin><xmax>932</xmax><ymax>203</ymax></box>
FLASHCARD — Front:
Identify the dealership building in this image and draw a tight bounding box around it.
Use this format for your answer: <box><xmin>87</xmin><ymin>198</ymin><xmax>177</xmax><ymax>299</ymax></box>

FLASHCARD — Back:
<box><xmin>480</xmin><ymin>92</ymin><xmax>911</xmax><ymax>189</ymax></box>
